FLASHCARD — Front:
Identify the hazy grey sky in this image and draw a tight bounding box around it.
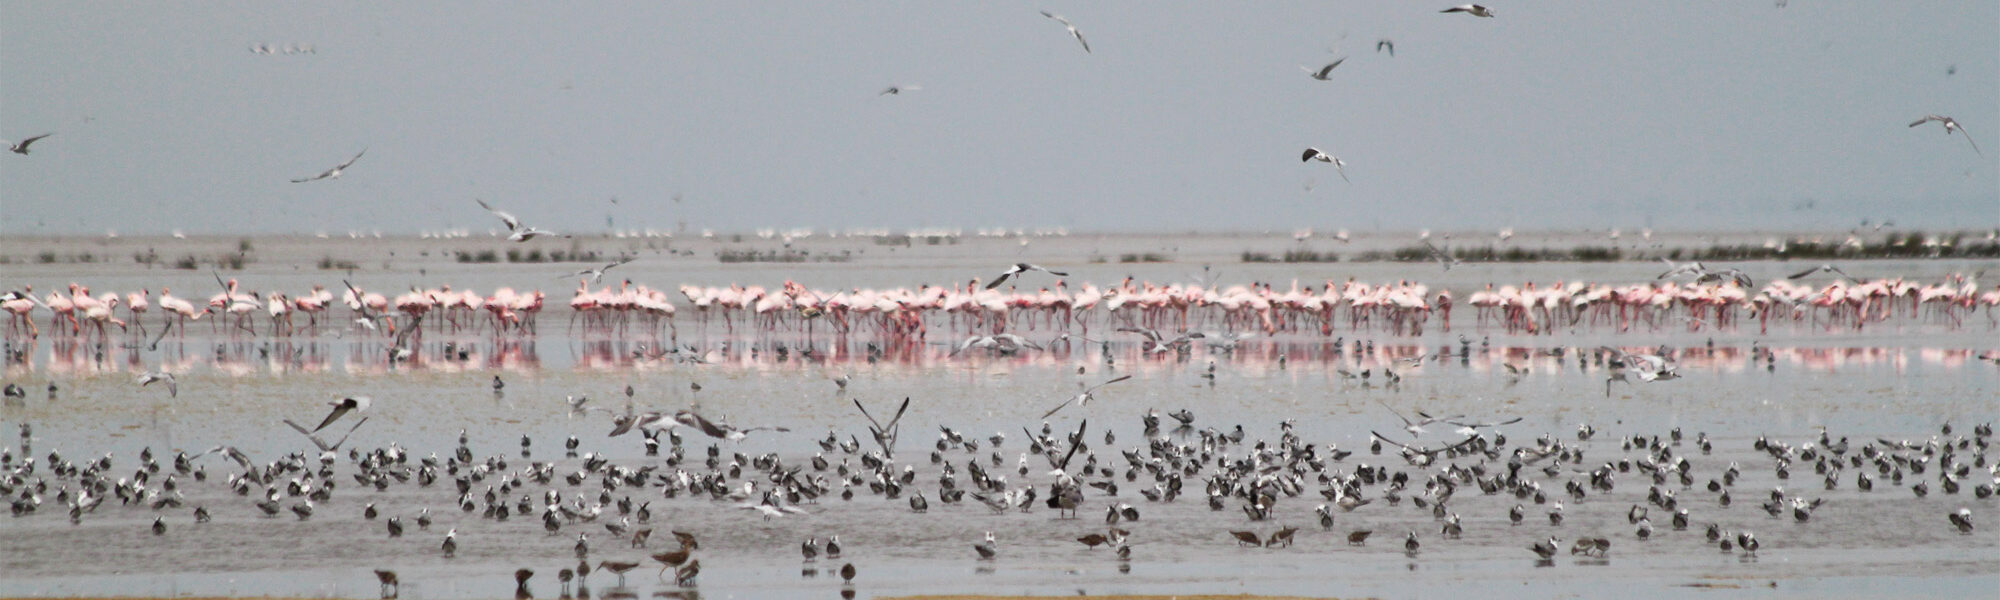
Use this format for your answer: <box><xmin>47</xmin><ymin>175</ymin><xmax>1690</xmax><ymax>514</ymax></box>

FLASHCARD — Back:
<box><xmin>2</xmin><ymin>2</ymin><xmax>1995</xmax><ymax>236</ymax></box>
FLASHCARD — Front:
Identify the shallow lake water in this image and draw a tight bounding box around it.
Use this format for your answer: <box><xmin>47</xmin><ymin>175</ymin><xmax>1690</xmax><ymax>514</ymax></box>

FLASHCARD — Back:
<box><xmin>2</xmin><ymin>235</ymin><xmax>1996</xmax><ymax>599</ymax></box>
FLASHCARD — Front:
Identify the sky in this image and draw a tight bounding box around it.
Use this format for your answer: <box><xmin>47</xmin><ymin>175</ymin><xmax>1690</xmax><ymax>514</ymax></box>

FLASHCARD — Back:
<box><xmin>2</xmin><ymin>2</ymin><xmax>1995</xmax><ymax>236</ymax></box>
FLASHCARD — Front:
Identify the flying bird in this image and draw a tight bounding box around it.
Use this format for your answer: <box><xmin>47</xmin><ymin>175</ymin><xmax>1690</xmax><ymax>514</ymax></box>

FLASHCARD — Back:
<box><xmin>8</xmin><ymin>133</ymin><xmax>52</xmax><ymax>155</ymax></box>
<box><xmin>1040</xmin><ymin>374</ymin><xmax>1135</xmax><ymax>419</ymax></box>
<box><xmin>879</xmin><ymin>85</ymin><xmax>922</xmax><ymax>96</ymax></box>
<box><xmin>1441</xmin><ymin>4</ymin><xmax>1495</xmax><ymax>17</ymax></box>
<box><xmin>477</xmin><ymin>198</ymin><xmax>569</xmax><ymax>242</ymax></box>
<box><xmin>986</xmin><ymin>263</ymin><xmax>1069</xmax><ymax>289</ymax></box>
<box><xmin>1303</xmin><ymin>58</ymin><xmax>1346</xmax><ymax>81</ymax></box>
<box><xmin>1786</xmin><ymin>263</ymin><xmax>1853</xmax><ymax>281</ymax></box>
<box><xmin>561</xmin><ymin>256</ymin><xmax>634</xmax><ymax>284</ymax></box>
<box><xmin>1909</xmin><ymin>115</ymin><xmax>1980</xmax><ymax>155</ymax></box>
<box><xmin>1040</xmin><ymin>11</ymin><xmax>1091</xmax><ymax>53</ymax></box>
<box><xmin>290</xmin><ymin>149</ymin><xmax>366</xmax><ymax>183</ymax></box>
<box><xmin>1301</xmin><ymin>148</ymin><xmax>1349</xmax><ymax>183</ymax></box>
<box><xmin>137</xmin><ymin>371</ymin><xmax>177</xmax><ymax>397</ymax></box>
<box><xmin>312</xmin><ymin>396</ymin><xmax>372</xmax><ymax>433</ymax></box>
<box><xmin>1376</xmin><ymin>39</ymin><xmax>1395</xmax><ymax>56</ymax></box>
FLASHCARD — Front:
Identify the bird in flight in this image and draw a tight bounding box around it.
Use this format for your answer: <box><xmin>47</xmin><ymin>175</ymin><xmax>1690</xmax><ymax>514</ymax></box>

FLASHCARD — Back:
<box><xmin>1909</xmin><ymin>115</ymin><xmax>1980</xmax><ymax>155</ymax></box>
<box><xmin>477</xmin><ymin>198</ymin><xmax>569</xmax><ymax>242</ymax></box>
<box><xmin>1442</xmin><ymin>4</ymin><xmax>1496</xmax><ymax>17</ymax></box>
<box><xmin>562</xmin><ymin>256</ymin><xmax>634</xmax><ymax>284</ymax></box>
<box><xmin>1301</xmin><ymin>148</ymin><xmax>1349</xmax><ymax>183</ymax></box>
<box><xmin>137</xmin><ymin>371</ymin><xmax>178</xmax><ymax>397</ymax></box>
<box><xmin>312</xmin><ymin>396</ymin><xmax>372</xmax><ymax>433</ymax></box>
<box><xmin>1040</xmin><ymin>11</ymin><xmax>1091</xmax><ymax>53</ymax></box>
<box><xmin>1787</xmin><ymin>263</ymin><xmax>1854</xmax><ymax>282</ymax></box>
<box><xmin>987</xmin><ymin>263</ymin><xmax>1069</xmax><ymax>289</ymax></box>
<box><xmin>1041</xmin><ymin>374</ymin><xmax>1135</xmax><ymax>419</ymax></box>
<box><xmin>8</xmin><ymin>133</ymin><xmax>52</xmax><ymax>155</ymax></box>
<box><xmin>879</xmin><ymin>85</ymin><xmax>922</xmax><ymax>96</ymax></box>
<box><xmin>291</xmin><ymin>149</ymin><xmax>366</xmax><ymax>183</ymax></box>
<box><xmin>1303</xmin><ymin>58</ymin><xmax>1346</xmax><ymax>81</ymax></box>
<box><xmin>1376</xmin><ymin>39</ymin><xmax>1395</xmax><ymax>56</ymax></box>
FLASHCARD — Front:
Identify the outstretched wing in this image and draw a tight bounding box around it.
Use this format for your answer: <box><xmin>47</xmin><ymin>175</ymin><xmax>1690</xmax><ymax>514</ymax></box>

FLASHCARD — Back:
<box><xmin>476</xmin><ymin>199</ymin><xmax>522</xmax><ymax>231</ymax></box>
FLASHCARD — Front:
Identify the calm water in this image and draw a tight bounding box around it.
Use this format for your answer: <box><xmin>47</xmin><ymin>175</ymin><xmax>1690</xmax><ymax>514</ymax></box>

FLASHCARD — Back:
<box><xmin>2</xmin><ymin>237</ymin><xmax>1996</xmax><ymax>599</ymax></box>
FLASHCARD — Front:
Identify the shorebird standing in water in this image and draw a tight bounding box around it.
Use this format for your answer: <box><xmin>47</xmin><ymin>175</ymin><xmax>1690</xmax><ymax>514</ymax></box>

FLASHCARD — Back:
<box><xmin>972</xmin><ymin>531</ymin><xmax>998</xmax><ymax>559</ymax></box>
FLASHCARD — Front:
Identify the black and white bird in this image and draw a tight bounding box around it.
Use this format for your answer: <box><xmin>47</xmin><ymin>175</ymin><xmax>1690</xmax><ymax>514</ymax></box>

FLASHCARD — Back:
<box><xmin>1301</xmin><ymin>148</ymin><xmax>1349</xmax><ymax>183</ymax></box>
<box><xmin>1303</xmin><ymin>58</ymin><xmax>1346</xmax><ymax>81</ymax></box>
<box><xmin>972</xmin><ymin>531</ymin><xmax>998</xmax><ymax>560</ymax></box>
<box><xmin>1040</xmin><ymin>11</ymin><xmax>1090</xmax><ymax>53</ymax></box>
<box><xmin>477</xmin><ymin>198</ymin><xmax>568</xmax><ymax>242</ymax></box>
<box><xmin>1377</xmin><ymin>39</ymin><xmax>1395</xmax><ymax>56</ymax></box>
<box><xmin>1949</xmin><ymin>508</ymin><xmax>1974</xmax><ymax>534</ymax></box>
<box><xmin>8</xmin><ymin>133</ymin><xmax>52</xmax><ymax>155</ymax></box>
<box><xmin>290</xmin><ymin>149</ymin><xmax>366</xmax><ymax>183</ymax></box>
<box><xmin>879</xmin><ymin>85</ymin><xmax>922</xmax><ymax>96</ymax></box>
<box><xmin>1909</xmin><ymin>114</ymin><xmax>1980</xmax><ymax>155</ymax></box>
<box><xmin>1787</xmin><ymin>263</ymin><xmax>1853</xmax><ymax>282</ymax></box>
<box><xmin>312</xmin><ymin>396</ymin><xmax>371</xmax><ymax>433</ymax></box>
<box><xmin>1442</xmin><ymin>4</ymin><xmax>1495</xmax><ymax>17</ymax></box>
<box><xmin>986</xmin><ymin>263</ymin><xmax>1069</xmax><ymax>289</ymax></box>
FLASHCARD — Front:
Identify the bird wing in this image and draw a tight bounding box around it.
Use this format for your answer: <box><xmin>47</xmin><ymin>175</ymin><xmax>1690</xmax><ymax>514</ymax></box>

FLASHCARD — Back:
<box><xmin>311</xmin><ymin>404</ymin><xmax>350</xmax><ymax>433</ymax></box>
<box><xmin>1961</xmin><ymin>127</ymin><xmax>1981</xmax><ymax>155</ymax></box>
<box><xmin>1085</xmin><ymin>374</ymin><xmax>1134</xmax><ymax>393</ymax></box>
<box><xmin>1072</xmin><ymin>29</ymin><xmax>1091</xmax><ymax>53</ymax></box>
<box><xmin>1040</xmin><ymin>395</ymin><xmax>1079</xmax><ymax>420</ymax></box>
<box><xmin>15</xmin><ymin>133</ymin><xmax>52</xmax><ymax>151</ymax></box>
<box><xmin>1317</xmin><ymin>59</ymin><xmax>1344</xmax><ymax>78</ymax></box>
<box><xmin>336</xmin><ymin>149</ymin><xmax>366</xmax><ymax>170</ymax></box>
<box><xmin>1910</xmin><ymin>116</ymin><xmax>1937</xmax><ymax>127</ymax></box>
<box><xmin>476</xmin><ymin>199</ymin><xmax>522</xmax><ymax>231</ymax></box>
<box><xmin>1786</xmin><ymin>265</ymin><xmax>1822</xmax><ymax>280</ymax></box>
<box><xmin>1333</xmin><ymin>159</ymin><xmax>1349</xmax><ymax>183</ymax></box>
<box><xmin>984</xmin><ymin>272</ymin><xmax>1011</xmax><ymax>290</ymax></box>
<box><xmin>1302</xmin><ymin>148</ymin><xmax>1322</xmax><ymax>162</ymax></box>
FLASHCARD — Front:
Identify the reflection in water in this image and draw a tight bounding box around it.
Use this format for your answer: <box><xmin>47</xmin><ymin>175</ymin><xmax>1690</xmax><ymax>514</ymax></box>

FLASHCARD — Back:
<box><xmin>5</xmin><ymin>330</ymin><xmax>1990</xmax><ymax>383</ymax></box>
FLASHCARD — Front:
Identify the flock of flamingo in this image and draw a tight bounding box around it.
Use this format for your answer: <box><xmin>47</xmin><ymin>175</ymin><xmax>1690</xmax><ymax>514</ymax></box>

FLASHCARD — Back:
<box><xmin>7</xmin><ymin>269</ymin><xmax>2000</xmax><ymax>347</ymax></box>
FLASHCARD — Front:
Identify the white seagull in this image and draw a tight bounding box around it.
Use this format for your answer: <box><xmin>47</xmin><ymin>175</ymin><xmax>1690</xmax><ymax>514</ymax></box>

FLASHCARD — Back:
<box><xmin>1041</xmin><ymin>374</ymin><xmax>1135</xmax><ymax>419</ymax></box>
<box><xmin>477</xmin><ymin>198</ymin><xmax>569</xmax><ymax>242</ymax></box>
<box><xmin>137</xmin><ymin>371</ymin><xmax>178</xmax><ymax>397</ymax></box>
<box><xmin>986</xmin><ymin>263</ymin><xmax>1069</xmax><ymax>289</ymax></box>
<box><xmin>1442</xmin><ymin>4</ymin><xmax>1496</xmax><ymax>17</ymax></box>
<box><xmin>1909</xmin><ymin>115</ymin><xmax>1980</xmax><ymax>155</ymax></box>
<box><xmin>561</xmin><ymin>256</ymin><xmax>634</xmax><ymax>284</ymax></box>
<box><xmin>1301</xmin><ymin>148</ymin><xmax>1349</xmax><ymax>183</ymax></box>
<box><xmin>290</xmin><ymin>149</ymin><xmax>366</xmax><ymax>183</ymax></box>
<box><xmin>1040</xmin><ymin>11</ymin><xmax>1091</xmax><ymax>53</ymax></box>
<box><xmin>8</xmin><ymin>133</ymin><xmax>53</xmax><ymax>155</ymax></box>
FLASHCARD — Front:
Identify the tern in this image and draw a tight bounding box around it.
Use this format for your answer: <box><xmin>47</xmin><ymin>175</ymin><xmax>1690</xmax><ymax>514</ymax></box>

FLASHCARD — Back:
<box><xmin>8</xmin><ymin>133</ymin><xmax>52</xmax><ymax>155</ymax></box>
<box><xmin>1040</xmin><ymin>11</ymin><xmax>1090</xmax><ymax>53</ymax></box>
<box><xmin>1442</xmin><ymin>4</ymin><xmax>1495</xmax><ymax>17</ymax></box>
<box><xmin>1303</xmin><ymin>58</ymin><xmax>1346</xmax><ymax>81</ymax></box>
<box><xmin>477</xmin><ymin>198</ymin><xmax>569</xmax><ymax>242</ymax></box>
<box><xmin>311</xmin><ymin>396</ymin><xmax>372</xmax><ymax>433</ymax></box>
<box><xmin>1787</xmin><ymin>263</ymin><xmax>1853</xmax><ymax>281</ymax></box>
<box><xmin>1301</xmin><ymin>148</ymin><xmax>1349</xmax><ymax>183</ymax></box>
<box><xmin>1041</xmin><ymin>375</ymin><xmax>1134</xmax><ymax>419</ymax></box>
<box><xmin>1909</xmin><ymin>114</ymin><xmax>1980</xmax><ymax>155</ymax></box>
<box><xmin>290</xmin><ymin>149</ymin><xmax>366</xmax><ymax>183</ymax></box>
<box><xmin>879</xmin><ymin>85</ymin><xmax>921</xmax><ymax>96</ymax></box>
<box><xmin>1377</xmin><ymin>39</ymin><xmax>1394</xmax><ymax>56</ymax></box>
<box><xmin>561</xmin><ymin>256</ymin><xmax>634</xmax><ymax>284</ymax></box>
<box><xmin>987</xmin><ymin>263</ymin><xmax>1069</xmax><ymax>289</ymax></box>
<box><xmin>137</xmin><ymin>371</ymin><xmax>178</xmax><ymax>397</ymax></box>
